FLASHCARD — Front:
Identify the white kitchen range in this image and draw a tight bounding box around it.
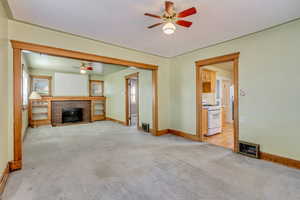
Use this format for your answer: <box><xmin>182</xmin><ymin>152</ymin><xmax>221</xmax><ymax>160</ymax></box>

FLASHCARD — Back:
<box><xmin>203</xmin><ymin>105</ymin><xmax>221</xmax><ymax>136</ymax></box>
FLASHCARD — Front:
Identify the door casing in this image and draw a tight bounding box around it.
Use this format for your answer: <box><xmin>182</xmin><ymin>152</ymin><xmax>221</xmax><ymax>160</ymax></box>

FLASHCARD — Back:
<box><xmin>195</xmin><ymin>53</ymin><xmax>240</xmax><ymax>152</ymax></box>
<box><xmin>125</xmin><ymin>73</ymin><xmax>139</xmax><ymax>127</ymax></box>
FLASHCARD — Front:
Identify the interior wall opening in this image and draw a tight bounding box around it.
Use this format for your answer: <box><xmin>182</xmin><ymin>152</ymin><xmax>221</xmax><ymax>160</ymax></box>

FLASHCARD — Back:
<box><xmin>201</xmin><ymin>61</ymin><xmax>235</xmax><ymax>150</ymax></box>
<box><xmin>11</xmin><ymin>40</ymin><xmax>158</xmax><ymax>171</ymax></box>
<box><xmin>196</xmin><ymin>53</ymin><xmax>239</xmax><ymax>152</ymax></box>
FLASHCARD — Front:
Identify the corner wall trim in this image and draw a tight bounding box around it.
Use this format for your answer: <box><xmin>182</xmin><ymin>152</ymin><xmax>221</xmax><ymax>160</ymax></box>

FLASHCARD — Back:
<box><xmin>260</xmin><ymin>152</ymin><xmax>300</xmax><ymax>170</ymax></box>
<box><xmin>0</xmin><ymin>163</ymin><xmax>10</xmax><ymax>197</ymax></box>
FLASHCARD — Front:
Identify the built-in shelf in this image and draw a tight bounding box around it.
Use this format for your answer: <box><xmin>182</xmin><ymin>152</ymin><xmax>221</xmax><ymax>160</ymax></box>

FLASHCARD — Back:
<box><xmin>29</xmin><ymin>97</ymin><xmax>106</xmax><ymax>127</ymax></box>
<box><xmin>30</xmin><ymin>99</ymin><xmax>51</xmax><ymax>128</ymax></box>
<box><xmin>32</xmin><ymin>112</ymin><xmax>48</xmax><ymax>115</ymax></box>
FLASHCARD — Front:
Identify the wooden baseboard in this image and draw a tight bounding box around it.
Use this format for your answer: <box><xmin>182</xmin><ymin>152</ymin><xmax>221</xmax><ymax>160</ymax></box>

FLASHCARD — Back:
<box><xmin>106</xmin><ymin>117</ymin><xmax>127</xmax><ymax>126</ymax></box>
<box><xmin>9</xmin><ymin>160</ymin><xmax>22</xmax><ymax>171</ymax></box>
<box><xmin>260</xmin><ymin>152</ymin><xmax>300</xmax><ymax>170</ymax></box>
<box><xmin>156</xmin><ymin>129</ymin><xmax>169</xmax><ymax>136</ymax></box>
<box><xmin>168</xmin><ymin>129</ymin><xmax>200</xmax><ymax>142</ymax></box>
<box><xmin>0</xmin><ymin>163</ymin><xmax>10</xmax><ymax>196</ymax></box>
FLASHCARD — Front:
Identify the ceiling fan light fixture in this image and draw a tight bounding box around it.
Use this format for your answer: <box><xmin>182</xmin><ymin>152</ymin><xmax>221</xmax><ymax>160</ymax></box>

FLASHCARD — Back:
<box><xmin>80</xmin><ymin>69</ymin><xmax>86</xmax><ymax>74</ymax></box>
<box><xmin>162</xmin><ymin>22</ymin><xmax>176</xmax><ymax>35</ymax></box>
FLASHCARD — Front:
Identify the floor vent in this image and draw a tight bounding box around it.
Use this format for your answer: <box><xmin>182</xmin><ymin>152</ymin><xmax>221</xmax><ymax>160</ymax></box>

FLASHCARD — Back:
<box><xmin>238</xmin><ymin>141</ymin><xmax>260</xmax><ymax>158</ymax></box>
<box><xmin>142</xmin><ymin>123</ymin><xmax>150</xmax><ymax>132</ymax></box>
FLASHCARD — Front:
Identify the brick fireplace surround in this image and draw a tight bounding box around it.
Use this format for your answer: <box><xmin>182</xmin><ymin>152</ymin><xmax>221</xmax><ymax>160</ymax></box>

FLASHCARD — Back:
<box><xmin>52</xmin><ymin>100</ymin><xmax>91</xmax><ymax>126</ymax></box>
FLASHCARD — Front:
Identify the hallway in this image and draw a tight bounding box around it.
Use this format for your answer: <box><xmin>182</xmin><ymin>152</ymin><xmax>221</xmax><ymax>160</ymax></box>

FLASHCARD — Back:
<box><xmin>3</xmin><ymin>121</ymin><xmax>300</xmax><ymax>200</ymax></box>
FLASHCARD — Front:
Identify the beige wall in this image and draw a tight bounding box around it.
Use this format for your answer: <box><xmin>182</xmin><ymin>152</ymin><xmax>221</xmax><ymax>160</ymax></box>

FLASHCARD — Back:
<box><xmin>170</xmin><ymin>19</ymin><xmax>300</xmax><ymax>160</ymax></box>
<box><xmin>0</xmin><ymin>1</ymin><xmax>9</xmax><ymax>174</ymax></box>
<box><xmin>104</xmin><ymin>68</ymin><xmax>152</xmax><ymax>127</ymax></box>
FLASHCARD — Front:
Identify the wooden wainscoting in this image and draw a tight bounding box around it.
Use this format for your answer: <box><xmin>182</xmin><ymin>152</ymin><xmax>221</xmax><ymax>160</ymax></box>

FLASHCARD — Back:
<box><xmin>0</xmin><ymin>163</ymin><xmax>10</xmax><ymax>196</ymax></box>
<box><xmin>260</xmin><ymin>152</ymin><xmax>300</xmax><ymax>170</ymax></box>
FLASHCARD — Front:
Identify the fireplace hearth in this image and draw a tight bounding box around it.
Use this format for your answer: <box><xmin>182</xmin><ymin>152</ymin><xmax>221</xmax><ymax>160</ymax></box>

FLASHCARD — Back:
<box><xmin>62</xmin><ymin>108</ymin><xmax>83</xmax><ymax>123</ymax></box>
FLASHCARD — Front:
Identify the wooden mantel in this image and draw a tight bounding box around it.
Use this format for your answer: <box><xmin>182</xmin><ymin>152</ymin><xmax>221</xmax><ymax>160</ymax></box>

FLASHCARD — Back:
<box><xmin>40</xmin><ymin>96</ymin><xmax>106</xmax><ymax>101</ymax></box>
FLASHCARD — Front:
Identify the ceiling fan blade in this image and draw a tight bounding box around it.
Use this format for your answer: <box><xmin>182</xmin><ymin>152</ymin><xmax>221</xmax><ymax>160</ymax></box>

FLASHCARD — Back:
<box><xmin>86</xmin><ymin>66</ymin><xmax>93</xmax><ymax>70</ymax></box>
<box><xmin>176</xmin><ymin>20</ymin><xmax>192</xmax><ymax>28</ymax></box>
<box><xmin>165</xmin><ymin>1</ymin><xmax>174</xmax><ymax>15</ymax></box>
<box><xmin>148</xmin><ymin>23</ymin><xmax>163</xmax><ymax>29</ymax></box>
<box><xmin>144</xmin><ymin>13</ymin><xmax>161</xmax><ymax>19</ymax></box>
<box><xmin>177</xmin><ymin>7</ymin><xmax>197</xmax><ymax>18</ymax></box>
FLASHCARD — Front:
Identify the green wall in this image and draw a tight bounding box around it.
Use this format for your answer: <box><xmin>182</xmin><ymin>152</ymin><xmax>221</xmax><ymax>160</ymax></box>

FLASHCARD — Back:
<box><xmin>170</xmin><ymin>19</ymin><xmax>300</xmax><ymax>160</ymax></box>
<box><xmin>7</xmin><ymin>19</ymin><xmax>171</xmax><ymax>162</ymax></box>
<box><xmin>0</xmin><ymin>0</ymin><xmax>9</xmax><ymax>176</ymax></box>
<box><xmin>3</xmin><ymin>3</ymin><xmax>300</xmax><ymax>163</ymax></box>
<box><xmin>104</xmin><ymin>68</ymin><xmax>152</xmax><ymax>127</ymax></box>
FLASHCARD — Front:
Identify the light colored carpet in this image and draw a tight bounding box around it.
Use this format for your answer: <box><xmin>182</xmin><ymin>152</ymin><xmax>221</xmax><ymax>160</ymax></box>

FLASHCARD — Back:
<box><xmin>3</xmin><ymin>121</ymin><xmax>300</xmax><ymax>200</ymax></box>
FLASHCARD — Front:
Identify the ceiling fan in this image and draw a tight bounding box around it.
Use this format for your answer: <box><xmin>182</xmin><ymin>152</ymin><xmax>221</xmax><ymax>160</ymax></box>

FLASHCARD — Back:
<box><xmin>144</xmin><ymin>1</ymin><xmax>197</xmax><ymax>35</ymax></box>
<box><xmin>73</xmin><ymin>62</ymin><xmax>103</xmax><ymax>74</ymax></box>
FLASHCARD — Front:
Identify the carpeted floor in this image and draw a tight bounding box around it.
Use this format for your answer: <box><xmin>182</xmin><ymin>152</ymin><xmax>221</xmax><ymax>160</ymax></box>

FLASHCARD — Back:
<box><xmin>3</xmin><ymin>121</ymin><xmax>300</xmax><ymax>200</ymax></box>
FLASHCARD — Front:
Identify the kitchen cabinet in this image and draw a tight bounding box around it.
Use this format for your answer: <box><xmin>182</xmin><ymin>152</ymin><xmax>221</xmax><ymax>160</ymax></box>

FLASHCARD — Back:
<box><xmin>202</xmin><ymin>69</ymin><xmax>216</xmax><ymax>93</ymax></box>
<box><xmin>202</xmin><ymin>108</ymin><xmax>208</xmax><ymax>135</ymax></box>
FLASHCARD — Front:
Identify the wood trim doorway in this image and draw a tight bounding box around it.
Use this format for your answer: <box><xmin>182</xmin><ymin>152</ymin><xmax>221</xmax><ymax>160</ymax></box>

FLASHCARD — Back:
<box><xmin>11</xmin><ymin>40</ymin><xmax>159</xmax><ymax>171</ymax></box>
<box><xmin>195</xmin><ymin>53</ymin><xmax>240</xmax><ymax>152</ymax></box>
<box><xmin>125</xmin><ymin>72</ymin><xmax>139</xmax><ymax>127</ymax></box>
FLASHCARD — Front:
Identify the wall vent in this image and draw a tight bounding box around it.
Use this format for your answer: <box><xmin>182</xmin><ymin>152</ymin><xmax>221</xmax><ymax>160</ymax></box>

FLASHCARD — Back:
<box><xmin>142</xmin><ymin>123</ymin><xmax>150</xmax><ymax>132</ymax></box>
<box><xmin>238</xmin><ymin>141</ymin><xmax>260</xmax><ymax>158</ymax></box>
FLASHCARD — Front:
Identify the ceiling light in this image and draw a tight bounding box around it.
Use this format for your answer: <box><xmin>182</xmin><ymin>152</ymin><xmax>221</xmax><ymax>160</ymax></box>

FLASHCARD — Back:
<box><xmin>80</xmin><ymin>69</ymin><xmax>86</xmax><ymax>74</ymax></box>
<box><xmin>162</xmin><ymin>22</ymin><xmax>176</xmax><ymax>35</ymax></box>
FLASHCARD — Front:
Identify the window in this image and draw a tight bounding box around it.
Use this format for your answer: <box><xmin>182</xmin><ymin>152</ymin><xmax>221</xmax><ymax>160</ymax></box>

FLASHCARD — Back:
<box><xmin>31</xmin><ymin>76</ymin><xmax>52</xmax><ymax>96</ymax></box>
<box><xmin>89</xmin><ymin>80</ymin><xmax>104</xmax><ymax>96</ymax></box>
<box><xmin>22</xmin><ymin>65</ymin><xmax>29</xmax><ymax>108</ymax></box>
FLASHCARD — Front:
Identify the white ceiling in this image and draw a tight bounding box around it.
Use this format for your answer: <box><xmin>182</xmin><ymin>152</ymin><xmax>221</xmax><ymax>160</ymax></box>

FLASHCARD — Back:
<box><xmin>22</xmin><ymin>51</ymin><xmax>127</xmax><ymax>75</ymax></box>
<box><xmin>8</xmin><ymin>0</ymin><xmax>300</xmax><ymax>57</ymax></box>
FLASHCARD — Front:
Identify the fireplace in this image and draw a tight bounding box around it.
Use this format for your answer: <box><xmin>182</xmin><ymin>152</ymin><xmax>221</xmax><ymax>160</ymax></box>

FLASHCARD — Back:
<box><xmin>62</xmin><ymin>108</ymin><xmax>83</xmax><ymax>123</ymax></box>
<box><xmin>52</xmin><ymin>100</ymin><xmax>91</xmax><ymax>126</ymax></box>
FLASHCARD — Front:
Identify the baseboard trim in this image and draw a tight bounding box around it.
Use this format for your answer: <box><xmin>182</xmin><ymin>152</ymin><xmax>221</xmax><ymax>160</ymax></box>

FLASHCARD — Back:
<box><xmin>156</xmin><ymin>129</ymin><xmax>169</xmax><ymax>136</ymax></box>
<box><xmin>0</xmin><ymin>163</ymin><xmax>10</xmax><ymax>197</ymax></box>
<box><xmin>260</xmin><ymin>152</ymin><xmax>300</xmax><ymax>170</ymax></box>
<box><xmin>168</xmin><ymin>129</ymin><xmax>200</xmax><ymax>141</ymax></box>
<box><xmin>106</xmin><ymin>117</ymin><xmax>127</xmax><ymax>126</ymax></box>
<box><xmin>9</xmin><ymin>160</ymin><xmax>22</xmax><ymax>171</ymax></box>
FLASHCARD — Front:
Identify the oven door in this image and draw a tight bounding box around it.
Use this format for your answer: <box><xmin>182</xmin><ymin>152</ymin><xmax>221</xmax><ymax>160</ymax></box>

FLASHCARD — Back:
<box><xmin>207</xmin><ymin>110</ymin><xmax>221</xmax><ymax>129</ymax></box>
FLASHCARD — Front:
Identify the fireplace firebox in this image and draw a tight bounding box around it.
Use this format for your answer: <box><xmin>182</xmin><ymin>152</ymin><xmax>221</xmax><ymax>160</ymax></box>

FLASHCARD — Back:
<box><xmin>62</xmin><ymin>108</ymin><xmax>83</xmax><ymax>123</ymax></box>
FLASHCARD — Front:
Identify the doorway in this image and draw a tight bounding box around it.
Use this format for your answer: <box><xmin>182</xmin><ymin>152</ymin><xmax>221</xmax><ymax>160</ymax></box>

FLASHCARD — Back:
<box><xmin>195</xmin><ymin>53</ymin><xmax>239</xmax><ymax>152</ymax></box>
<box><xmin>125</xmin><ymin>73</ymin><xmax>139</xmax><ymax>127</ymax></box>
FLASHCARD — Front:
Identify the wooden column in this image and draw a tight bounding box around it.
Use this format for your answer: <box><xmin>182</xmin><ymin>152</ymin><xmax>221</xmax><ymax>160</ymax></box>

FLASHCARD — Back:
<box><xmin>11</xmin><ymin>48</ymin><xmax>22</xmax><ymax>170</ymax></box>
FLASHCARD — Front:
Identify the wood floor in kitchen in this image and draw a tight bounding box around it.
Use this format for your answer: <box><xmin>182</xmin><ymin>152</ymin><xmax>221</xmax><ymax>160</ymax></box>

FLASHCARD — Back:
<box><xmin>203</xmin><ymin>123</ymin><xmax>234</xmax><ymax>150</ymax></box>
